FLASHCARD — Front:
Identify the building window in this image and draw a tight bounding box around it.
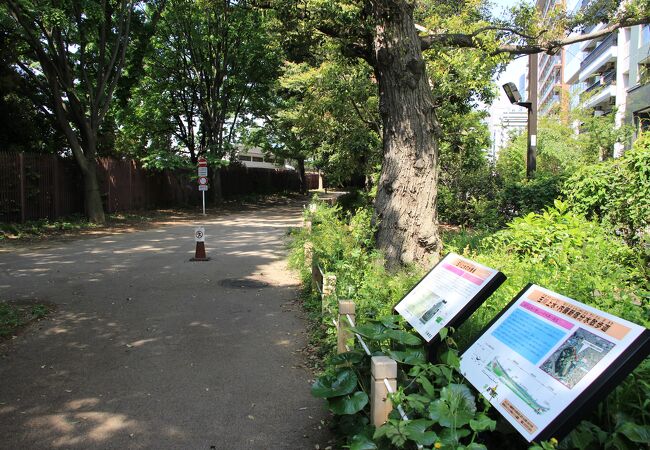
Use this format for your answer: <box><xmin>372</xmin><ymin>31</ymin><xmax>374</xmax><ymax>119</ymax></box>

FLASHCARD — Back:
<box><xmin>238</xmin><ymin>155</ymin><xmax>251</xmax><ymax>161</ymax></box>
<box><xmin>634</xmin><ymin>109</ymin><xmax>650</xmax><ymax>134</ymax></box>
<box><xmin>641</xmin><ymin>25</ymin><xmax>650</xmax><ymax>47</ymax></box>
<box><xmin>638</xmin><ymin>58</ymin><xmax>650</xmax><ymax>85</ymax></box>
<box><xmin>252</xmin><ymin>156</ymin><xmax>264</xmax><ymax>162</ymax></box>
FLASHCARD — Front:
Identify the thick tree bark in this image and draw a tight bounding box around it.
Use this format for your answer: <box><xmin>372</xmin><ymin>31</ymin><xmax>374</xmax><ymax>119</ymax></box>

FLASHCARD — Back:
<box><xmin>297</xmin><ymin>157</ymin><xmax>307</xmax><ymax>194</ymax></box>
<box><xmin>81</xmin><ymin>158</ymin><xmax>106</xmax><ymax>223</ymax></box>
<box><xmin>371</xmin><ymin>0</ymin><xmax>441</xmax><ymax>268</ymax></box>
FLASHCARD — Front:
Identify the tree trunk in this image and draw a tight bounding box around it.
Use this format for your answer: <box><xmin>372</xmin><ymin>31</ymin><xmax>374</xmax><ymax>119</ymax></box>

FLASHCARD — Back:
<box><xmin>81</xmin><ymin>158</ymin><xmax>106</xmax><ymax>224</ymax></box>
<box><xmin>297</xmin><ymin>157</ymin><xmax>307</xmax><ymax>193</ymax></box>
<box><xmin>371</xmin><ymin>0</ymin><xmax>441</xmax><ymax>269</ymax></box>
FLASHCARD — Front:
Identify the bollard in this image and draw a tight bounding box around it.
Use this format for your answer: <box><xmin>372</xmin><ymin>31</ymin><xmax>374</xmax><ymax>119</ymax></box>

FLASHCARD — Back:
<box><xmin>322</xmin><ymin>274</ymin><xmax>337</xmax><ymax>319</ymax></box>
<box><xmin>190</xmin><ymin>226</ymin><xmax>210</xmax><ymax>261</ymax></box>
<box><xmin>337</xmin><ymin>300</ymin><xmax>356</xmax><ymax>354</ymax></box>
<box><xmin>370</xmin><ymin>356</ymin><xmax>397</xmax><ymax>427</ymax></box>
<box><xmin>304</xmin><ymin>242</ymin><xmax>314</xmax><ymax>267</ymax></box>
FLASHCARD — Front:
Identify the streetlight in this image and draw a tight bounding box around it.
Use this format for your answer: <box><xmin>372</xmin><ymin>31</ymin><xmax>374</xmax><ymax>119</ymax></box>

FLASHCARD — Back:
<box><xmin>502</xmin><ymin>54</ymin><xmax>538</xmax><ymax>179</ymax></box>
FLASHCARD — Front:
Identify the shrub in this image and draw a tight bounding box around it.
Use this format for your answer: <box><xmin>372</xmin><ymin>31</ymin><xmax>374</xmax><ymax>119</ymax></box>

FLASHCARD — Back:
<box><xmin>563</xmin><ymin>134</ymin><xmax>650</xmax><ymax>249</ymax></box>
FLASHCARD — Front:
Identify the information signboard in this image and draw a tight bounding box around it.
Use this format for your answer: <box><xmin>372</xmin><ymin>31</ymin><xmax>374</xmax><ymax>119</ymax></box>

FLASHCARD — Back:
<box><xmin>395</xmin><ymin>253</ymin><xmax>505</xmax><ymax>342</ymax></box>
<box><xmin>460</xmin><ymin>284</ymin><xmax>649</xmax><ymax>442</ymax></box>
<box><xmin>198</xmin><ymin>185</ymin><xmax>208</xmax><ymax>191</ymax></box>
<box><xmin>198</xmin><ymin>167</ymin><xmax>208</xmax><ymax>177</ymax></box>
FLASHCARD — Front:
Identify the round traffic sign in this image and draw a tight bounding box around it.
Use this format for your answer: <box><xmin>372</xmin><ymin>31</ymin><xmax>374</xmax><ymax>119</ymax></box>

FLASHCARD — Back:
<box><xmin>198</xmin><ymin>176</ymin><xmax>208</xmax><ymax>185</ymax></box>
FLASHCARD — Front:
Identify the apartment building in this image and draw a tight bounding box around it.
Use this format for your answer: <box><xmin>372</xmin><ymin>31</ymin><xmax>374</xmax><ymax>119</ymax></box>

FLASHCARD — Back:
<box><xmin>535</xmin><ymin>0</ymin><xmax>581</xmax><ymax>115</ymax></box>
<box><xmin>566</xmin><ymin>13</ymin><xmax>650</xmax><ymax>153</ymax></box>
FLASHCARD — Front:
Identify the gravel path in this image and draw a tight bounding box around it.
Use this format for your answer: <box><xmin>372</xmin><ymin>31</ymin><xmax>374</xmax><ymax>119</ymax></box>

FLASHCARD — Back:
<box><xmin>0</xmin><ymin>201</ymin><xmax>330</xmax><ymax>449</ymax></box>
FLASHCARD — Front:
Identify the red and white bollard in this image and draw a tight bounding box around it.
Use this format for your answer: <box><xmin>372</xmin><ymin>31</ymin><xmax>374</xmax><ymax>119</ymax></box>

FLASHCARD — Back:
<box><xmin>190</xmin><ymin>226</ymin><xmax>210</xmax><ymax>261</ymax></box>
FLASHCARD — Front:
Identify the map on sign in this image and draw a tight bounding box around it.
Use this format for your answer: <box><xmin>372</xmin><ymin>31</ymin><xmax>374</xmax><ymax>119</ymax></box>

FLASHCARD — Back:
<box><xmin>395</xmin><ymin>253</ymin><xmax>502</xmax><ymax>342</ymax></box>
<box><xmin>460</xmin><ymin>284</ymin><xmax>647</xmax><ymax>442</ymax></box>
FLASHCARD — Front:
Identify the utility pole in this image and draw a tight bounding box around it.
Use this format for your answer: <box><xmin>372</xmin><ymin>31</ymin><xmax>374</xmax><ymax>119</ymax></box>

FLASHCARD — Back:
<box><xmin>527</xmin><ymin>53</ymin><xmax>538</xmax><ymax>179</ymax></box>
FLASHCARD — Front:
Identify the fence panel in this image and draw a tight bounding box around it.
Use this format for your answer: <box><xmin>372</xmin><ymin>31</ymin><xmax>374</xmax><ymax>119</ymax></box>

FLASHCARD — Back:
<box><xmin>1</xmin><ymin>154</ymin><xmax>302</xmax><ymax>223</ymax></box>
<box><xmin>0</xmin><ymin>153</ymin><xmax>21</xmax><ymax>222</ymax></box>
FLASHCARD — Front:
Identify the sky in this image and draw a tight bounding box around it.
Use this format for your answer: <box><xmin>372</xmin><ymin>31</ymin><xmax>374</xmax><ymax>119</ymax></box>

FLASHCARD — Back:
<box><xmin>483</xmin><ymin>1</ymin><xmax>534</xmax><ymax>154</ymax></box>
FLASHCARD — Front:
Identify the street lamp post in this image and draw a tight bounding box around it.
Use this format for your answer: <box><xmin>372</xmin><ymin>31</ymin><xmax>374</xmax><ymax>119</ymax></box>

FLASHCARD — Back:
<box><xmin>503</xmin><ymin>53</ymin><xmax>538</xmax><ymax>179</ymax></box>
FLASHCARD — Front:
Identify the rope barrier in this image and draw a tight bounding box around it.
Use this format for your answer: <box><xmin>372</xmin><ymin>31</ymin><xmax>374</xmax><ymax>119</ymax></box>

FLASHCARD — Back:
<box><xmin>345</xmin><ymin>314</ymin><xmax>371</xmax><ymax>356</ymax></box>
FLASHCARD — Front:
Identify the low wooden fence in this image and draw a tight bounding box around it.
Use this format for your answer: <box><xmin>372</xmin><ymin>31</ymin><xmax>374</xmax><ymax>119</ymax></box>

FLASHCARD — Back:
<box><xmin>0</xmin><ymin>153</ymin><xmax>301</xmax><ymax>223</ymax></box>
<box><xmin>303</xmin><ymin>207</ymin><xmax>413</xmax><ymax>432</ymax></box>
<box><xmin>304</xmin><ymin>238</ymin><xmax>409</xmax><ymax>430</ymax></box>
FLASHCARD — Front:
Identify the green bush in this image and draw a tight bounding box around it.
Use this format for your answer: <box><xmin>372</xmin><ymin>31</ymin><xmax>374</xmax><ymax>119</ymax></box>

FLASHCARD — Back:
<box><xmin>295</xmin><ymin>200</ymin><xmax>649</xmax><ymax>450</ymax></box>
<box><xmin>451</xmin><ymin>200</ymin><xmax>647</xmax><ymax>344</ymax></box>
<box><xmin>563</xmin><ymin>134</ymin><xmax>650</xmax><ymax>249</ymax></box>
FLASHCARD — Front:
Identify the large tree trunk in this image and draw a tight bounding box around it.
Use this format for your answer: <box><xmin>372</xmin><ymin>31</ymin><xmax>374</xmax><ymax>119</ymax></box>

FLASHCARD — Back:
<box><xmin>297</xmin><ymin>157</ymin><xmax>307</xmax><ymax>193</ymax></box>
<box><xmin>81</xmin><ymin>158</ymin><xmax>106</xmax><ymax>224</ymax></box>
<box><xmin>371</xmin><ymin>0</ymin><xmax>441</xmax><ymax>269</ymax></box>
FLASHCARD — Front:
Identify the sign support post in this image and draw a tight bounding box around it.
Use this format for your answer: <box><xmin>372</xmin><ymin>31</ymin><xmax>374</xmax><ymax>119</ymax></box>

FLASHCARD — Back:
<box><xmin>197</xmin><ymin>157</ymin><xmax>208</xmax><ymax>215</ymax></box>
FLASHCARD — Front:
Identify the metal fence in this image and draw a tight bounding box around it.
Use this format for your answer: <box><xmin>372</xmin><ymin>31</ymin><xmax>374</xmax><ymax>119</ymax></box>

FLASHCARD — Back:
<box><xmin>0</xmin><ymin>153</ymin><xmax>302</xmax><ymax>223</ymax></box>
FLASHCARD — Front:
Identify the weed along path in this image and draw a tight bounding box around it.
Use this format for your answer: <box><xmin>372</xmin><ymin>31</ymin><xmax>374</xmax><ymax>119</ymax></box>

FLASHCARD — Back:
<box><xmin>0</xmin><ymin>201</ymin><xmax>331</xmax><ymax>449</ymax></box>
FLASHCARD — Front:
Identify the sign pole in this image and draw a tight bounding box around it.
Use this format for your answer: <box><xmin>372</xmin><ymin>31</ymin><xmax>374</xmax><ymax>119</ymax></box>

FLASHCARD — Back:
<box><xmin>197</xmin><ymin>156</ymin><xmax>208</xmax><ymax>215</ymax></box>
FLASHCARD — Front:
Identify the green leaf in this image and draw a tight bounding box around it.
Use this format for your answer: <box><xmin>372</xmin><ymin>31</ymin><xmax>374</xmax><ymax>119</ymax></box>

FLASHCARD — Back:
<box><xmin>381</xmin><ymin>329</ymin><xmax>422</xmax><ymax>346</ymax></box>
<box><xmin>617</xmin><ymin>422</ymin><xmax>650</xmax><ymax>444</ymax></box>
<box><xmin>352</xmin><ymin>322</ymin><xmax>387</xmax><ymax>340</ymax></box>
<box><xmin>311</xmin><ymin>369</ymin><xmax>358</xmax><ymax>398</ymax></box>
<box><xmin>418</xmin><ymin>376</ymin><xmax>436</xmax><ymax>397</ymax></box>
<box><xmin>439</xmin><ymin>327</ymin><xmax>448</xmax><ymax>340</ymax></box>
<box><xmin>328</xmin><ymin>391</ymin><xmax>369</xmax><ymax>415</ymax></box>
<box><xmin>329</xmin><ymin>351</ymin><xmax>365</xmax><ymax>366</ymax></box>
<box><xmin>388</xmin><ymin>348</ymin><xmax>426</xmax><ymax>365</ymax></box>
<box><xmin>403</xmin><ymin>419</ymin><xmax>438</xmax><ymax>445</ymax></box>
<box><xmin>430</xmin><ymin>384</ymin><xmax>477</xmax><ymax>428</ymax></box>
<box><xmin>380</xmin><ymin>315</ymin><xmax>402</xmax><ymax>329</ymax></box>
<box><xmin>469</xmin><ymin>414</ymin><xmax>496</xmax><ymax>432</ymax></box>
<box><xmin>349</xmin><ymin>434</ymin><xmax>378</xmax><ymax>450</ymax></box>
<box><xmin>464</xmin><ymin>444</ymin><xmax>488</xmax><ymax>450</ymax></box>
<box><xmin>440</xmin><ymin>349</ymin><xmax>460</xmax><ymax>368</ymax></box>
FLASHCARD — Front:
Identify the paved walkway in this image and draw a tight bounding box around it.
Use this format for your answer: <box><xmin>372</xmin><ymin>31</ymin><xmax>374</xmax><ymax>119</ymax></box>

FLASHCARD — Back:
<box><xmin>0</xmin><ymin>202</ymin><xmax>330</xmax><ymax>449</ymax></box>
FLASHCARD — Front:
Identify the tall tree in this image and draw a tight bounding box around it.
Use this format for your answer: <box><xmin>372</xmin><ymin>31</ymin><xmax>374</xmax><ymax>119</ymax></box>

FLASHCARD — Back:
<box><xmin>248</xmin><ymin>52</ymin><xmax>381</xmax><ymax>192</ymax></box>
<box><xmin>264</xmin><ymin>0</ymin><xmax>650</xmax><ymax>268</ymax></box>
<box><xmin>1</xmin><ymin>0</ymin><xmax>166</xmax><ymax>222</ymax></box>
<box><xmin>119</xmin><ymin>0</ymin><xmax>282</xmax><ymax>199</ymax></box>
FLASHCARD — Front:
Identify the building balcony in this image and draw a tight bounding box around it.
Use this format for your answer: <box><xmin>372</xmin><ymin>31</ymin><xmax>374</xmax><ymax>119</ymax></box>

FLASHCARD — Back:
<box><xmin>584</xmin><ymin>70</ymin><xmax>616</xmax><ymax>93</ymax></box>
<box><xmin>583</xmin><ymin>84</ymin><xmax>616</xmax><ymax>109</ymax></box>
<box><xmin>579</xmin><ymin>34</ymin><xmax>617</xmax><ymax>81</ymax></box>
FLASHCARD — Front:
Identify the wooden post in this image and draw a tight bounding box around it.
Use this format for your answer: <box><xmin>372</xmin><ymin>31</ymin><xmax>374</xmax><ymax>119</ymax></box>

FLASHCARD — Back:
<box><xmin>304</xmin><ymin>241</ymin><xmax>313</xmax><ymax>268</ymax></box>
<box><xmin>371</xmin><ymin>356</ymin><xmax>397</xmax><ymax>427</ymax></box>
<box><xmin>337</xmin><ymin>300</ymin><xmax>355</xmax><ymax>354</ymax></box>
<box><xmin>18</xmin><ymin>153</ymin><xmax>25</xmax><ymax>223</ymax></box>
<box><xmin>322</xmin><ymin>274</ymin><xmax>337</xmax><ymax>320</ymax></box>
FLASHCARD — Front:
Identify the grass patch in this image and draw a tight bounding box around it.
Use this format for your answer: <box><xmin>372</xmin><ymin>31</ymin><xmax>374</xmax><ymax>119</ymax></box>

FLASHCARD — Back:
<box><xmin>0</xmin><ymin>302</ymin><xmax>51</xmax><ymax>338</ymax></box>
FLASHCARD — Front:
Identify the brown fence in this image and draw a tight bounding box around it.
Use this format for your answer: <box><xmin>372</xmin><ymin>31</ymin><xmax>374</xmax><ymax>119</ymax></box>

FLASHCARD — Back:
<box><xmin>0</xmin><ymin>153</ymin><xmax>302</xmax><ymax>223</ymax></box>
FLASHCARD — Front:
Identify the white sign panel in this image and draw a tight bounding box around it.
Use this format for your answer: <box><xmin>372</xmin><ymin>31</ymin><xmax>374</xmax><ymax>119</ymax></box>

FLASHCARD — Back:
<box><xmin>395</xmin><ymin>253</ymin><xmax>500</xmax><ymax>342</ymax></box>
<box><xmin>460</xmin><ymin>285</ymin><xmax>646</xmax><ymax>441</ymax></box>
<box><xmin>198</xmin><ymin>185</ymin><xmax>208</xmax><ymax>191</ymax></box>
<box><xmin>198</xmin><ymin>167</ymin><xmax>208</xmax><ymax>177</ymax></box>
<box><xmin>194</xmin><ymin>227</ymin><xmax>205</xmax><ymax>242</ymax></box>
